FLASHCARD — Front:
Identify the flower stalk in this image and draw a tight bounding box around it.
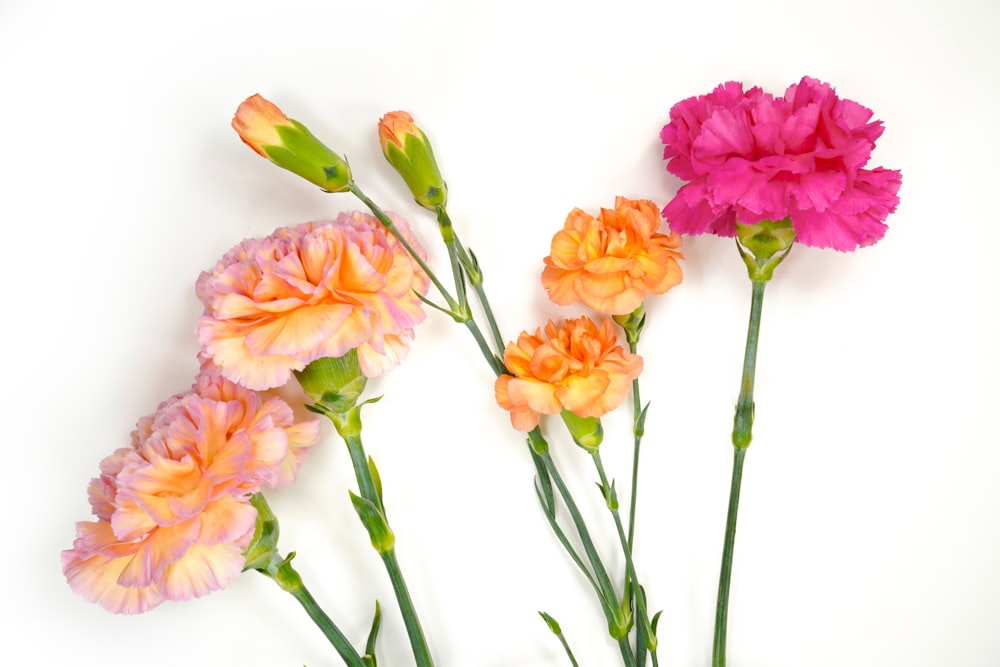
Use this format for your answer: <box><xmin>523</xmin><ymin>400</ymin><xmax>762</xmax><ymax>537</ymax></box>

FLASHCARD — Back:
<box><xmin>328</xmin><ymin>405</ymin><xmax>435</xmax><ymax>667</ymax></box>
<box><xmin>245</xmin><ymin>494</ymin><xmax>366</xmax><ymax>667</ymax></box>
<box><xmin>348</xmin><ymin>184</ymin><xmax>505</xmax><ymax>376</ymax></box>
<box><xmin>713</xmin><ymin>276</ymin><xmax>767</xmax><ymax>667</ymax></box>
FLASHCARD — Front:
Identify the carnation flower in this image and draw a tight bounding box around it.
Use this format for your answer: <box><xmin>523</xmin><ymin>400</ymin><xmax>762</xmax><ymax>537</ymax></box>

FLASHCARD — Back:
<box><xmin>495</xmin><ymin>317</ymin><xmax>643</xmax><ymax>431</ymax></box>
<box><xmin>62</xmin><ymin>370</ymin><xmax>321</xmax><ymax>614</ymax></box>
<box><xmin>542</xmin><ymin>196</ymin><xmax>684</xmax><ymax>315</ymax></box>
<box><xmin>660</xmin><ymin>77</ymin><xmax>902</xmax><ymax>251</ymax></box>
<box><xmin>196</xmin><ymin>212</ymin><xmax>430</xmax><ymax>391</ymax></box>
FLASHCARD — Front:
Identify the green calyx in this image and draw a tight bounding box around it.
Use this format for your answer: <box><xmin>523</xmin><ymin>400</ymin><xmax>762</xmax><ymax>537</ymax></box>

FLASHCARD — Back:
<box><xmin>384</xmin><ymin>133</ymin><xmax>448</xmax><ymax>210</ymax></box>
<box><xmin>243</xmin><ymin>493</ymin><xmax>281</xmax><ymax>572</ymax></box>
<box><xmin>612</xmin><ymin>303</ymin><xmax>645</xmax><ymax>346</ymax></box>
<box><xmin>735</xmin><ymin>218</ymin><xmax>795</xmax><ymax>283</ymax></box>
<box><xmin>295</xmin><ymin>351</ymin><xmax>367</xmax><ymax>416</ymax></box>
<box><xmin>264</xmin><ymin>121</ymin><xmax>353</xmax><ymax>192</ymax></box>
<box><xmin>560</xmin><ymin>410</ymin><xmax>604</xmax><ymax>453</ymax></box>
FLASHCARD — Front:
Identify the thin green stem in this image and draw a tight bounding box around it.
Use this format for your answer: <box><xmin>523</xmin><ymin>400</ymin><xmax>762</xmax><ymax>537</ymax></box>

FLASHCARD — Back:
<box><xmin>555</xmin><ymin>631</ymin><xmax>581</xmax><ymax>667</ymax></box>
<box><xmin>592</xmin><ymin>451</ymin><xmax>656</xmax><ymax>656</ymax></box>
<box><xmin>439</xmin><ymin>210</ymin><xmax>505</xmax><ymax>353</ymax></box>
<box><xmin>379</xmin><ymin>549</ymin><xmax>431</xmax><ymax>667</ymax></box>
<box><xmin>350</xmin><ymin>184</ymin><xmax>455</xmax><ymax>309</ymax></box>
<box><xmin>540</xmin><ymin>448</ymin><xmax>619</xmax><ymax>617</ymax></box>
<box><xmin>433</xmin><ymin>207</ymin><xmax>470</xmax><ymax>317</ymax></box>
<box><xmin>713</xmin><ymin>279</ymin><xmax>767</xmax><ymax>667</ymax></box>
<box><xmin>259</xmin><ymin>555</ymin><xmax>366</xmax><ymax>667</ymax></box>
<box><xmin>713</xmin><ymin>447</ymin><xmax>746</xmax><ymax>667</ymax></box>
<box><xmin>626</xmin><ymin>351</ymin><xmax>642</xmax><ymax>552</ymax></box>
<box><xmin>534</xmin><ymin>439</ymin><xmax>636</xmax><ymax>667</ymax></box>
<box><xmin>350</xmin><ymin>185</ymin><xmax>503</xmax><ymax>375</ymax></box>
<box><xmin>338</xmin><ymin>426</ymin><xmax>434</xmax><ymax>667</ymax></box>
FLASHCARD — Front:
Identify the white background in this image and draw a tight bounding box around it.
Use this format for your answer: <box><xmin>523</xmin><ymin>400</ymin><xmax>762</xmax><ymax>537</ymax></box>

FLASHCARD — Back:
<box><xmin>2</xmin><ymin>0</ymin><xmax>998</xmax><ymax>665</ymax></box>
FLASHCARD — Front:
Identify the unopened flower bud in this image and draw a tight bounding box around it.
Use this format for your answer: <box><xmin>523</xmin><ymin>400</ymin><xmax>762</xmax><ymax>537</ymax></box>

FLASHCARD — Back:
<box><xmin>233</xmin><ymin>94</ymin><xmax>353</xmax><ymax>193</ymax></box>
<box><xmin>378</xmin><ymin>111</ymin><xmax>447</xmax><ymax>209</ymax></box>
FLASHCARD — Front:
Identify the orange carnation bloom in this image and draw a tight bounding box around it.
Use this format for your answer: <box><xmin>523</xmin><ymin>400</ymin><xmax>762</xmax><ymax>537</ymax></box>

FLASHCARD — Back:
<box><xmin>494</xmin><ymin>317</ymin><xmax>643</xmax><ymax>431</ymax></box>
<box><xmin>542</xmin><ymin>197</ymin><xmax>684</xmax><ymax>315</ymax></box>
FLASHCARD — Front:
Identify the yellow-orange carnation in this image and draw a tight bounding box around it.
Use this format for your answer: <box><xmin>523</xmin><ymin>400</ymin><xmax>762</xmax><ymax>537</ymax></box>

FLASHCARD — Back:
<box><xmin>542</xmin><ymin>197</ymin><xmax>683</xmax><ymax>315</ymax></box>
<box><xmin>494</xmin><ymin>317</ymin><xmax>643</xmax><ymax>431</ymax></box>
<box><xmin>196</xmin><ymin>212</ymin><xmax>429</xmax><ymax>391</ymax></box>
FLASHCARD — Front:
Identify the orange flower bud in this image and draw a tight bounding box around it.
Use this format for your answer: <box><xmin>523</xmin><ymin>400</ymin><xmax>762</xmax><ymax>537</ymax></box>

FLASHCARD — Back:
<box><xmin>232</xmin><ymin>94</ymin><xmax>353</xmax><ymax>193</ymax></box>
<box><xmin>378</xmin><ymin>111</ymin><xmax>447</xmax><ymax>209</ymax></box>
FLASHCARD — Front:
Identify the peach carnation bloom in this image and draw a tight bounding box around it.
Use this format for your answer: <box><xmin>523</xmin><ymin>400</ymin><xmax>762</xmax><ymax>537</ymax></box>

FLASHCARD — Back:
<box><xmin>196</xmin><ymin>212</ymin><xmax>430</xmax><ymax>391</ymax></box>
<box><xmin>62</xmin><ymin>370</ymin><xmax>320</xmax><ymax>614</ymax></box>
<box><xmin>495</xmin><ymin>317</ymin><xmax>643</xmax><ymax>431</ymax></box>
<box><xmin>542</xmin><ymin>197</ymin><xmax>683</xmax><ymax>315</ymax></box>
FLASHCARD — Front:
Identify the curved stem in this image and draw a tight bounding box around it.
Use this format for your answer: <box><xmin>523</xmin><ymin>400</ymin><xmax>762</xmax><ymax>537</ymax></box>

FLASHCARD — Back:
<box><xmin>535</xmin><ymin>441</ymin><xmax>636</xmax><ymax>667</ymax></box>
<box><xmin>350</xmin><ymin>184</ymin><xmax>455</xmax><ymax>309</ymax></box>
<box><xmin>713</xmin><ymin>279</ymin><xmax>767</xmax><ymax>667</ymax></box>
<box><xmin>259</xmin><ymin>555</ymin><xmax>366</xmax><ymax>667</ymax></box>
<box><xmin>351</xmin><ymin>185</ymin><xmax>503</xmax><ymax>376</ymax></box>
<box><xmin>592</xmin><ymin>451</ymin><xmax>656</xmax><ymax>656</ymax></box>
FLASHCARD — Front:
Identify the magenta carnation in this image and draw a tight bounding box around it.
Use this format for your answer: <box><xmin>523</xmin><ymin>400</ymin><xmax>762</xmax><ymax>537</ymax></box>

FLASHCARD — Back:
<box><xmin>660</xmin><ymin>77</ymin><xmax>901</xmax><ymax>251</ymax></box>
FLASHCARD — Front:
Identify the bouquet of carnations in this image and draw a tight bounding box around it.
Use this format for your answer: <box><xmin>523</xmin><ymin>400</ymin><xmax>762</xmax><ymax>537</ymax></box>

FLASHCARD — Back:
<box><xmin>62</xmin><ymin>76</ymin><xmax>900</xmax><ymax>667</ymax></box>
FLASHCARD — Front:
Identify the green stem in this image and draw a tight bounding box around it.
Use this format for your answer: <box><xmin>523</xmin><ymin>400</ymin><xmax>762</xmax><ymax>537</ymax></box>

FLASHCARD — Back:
<box><xmin>379</xmin><ymin>549</ymin><xmax>431</xmax><ymax>667</ymax></box>
<box><xmin>713</xmin><ymin>447</ymin><xmax>746</xmax><ymax>667</ymax></box>
<box><xmin>338</xmin><ymin>425</ymin><xmax>435</xmax><ymax>667</ymax></box>
<box><xmin>713</xmin><ymin>278</ymin><xmax>767</xmax><ymax>667</ymax></box>
<box><xmin>350</xmin><ymin>185</ymin><xmax>503</xmax><ymax>376</ymax></box>
<box><xmin>592</xmin><ymin>451</ymin><xmax>656</xmax><ymax>656</ymax></box>
<box><xmin>259</xmin><ymin>554</ymin><xmax>366</xmax><ymax>667</ymax></box>
<box><xmin>438</xmin><ymin>208</ymin><xmax>505</xmax><ymax>354</ymax></box>
<box><xmin>626</xmin><ymin>351</ymin><xmax>642</xmax><ymax>552</ymax></box>
<box><xmin>350</xmin><ymin>184</ymin><xmax>455</xmax><ymax>310</ymax></box>
<box><xmin>531</xmin><ymin>435</ymin><xmax>636</xmax><ymax>667</ymax></box>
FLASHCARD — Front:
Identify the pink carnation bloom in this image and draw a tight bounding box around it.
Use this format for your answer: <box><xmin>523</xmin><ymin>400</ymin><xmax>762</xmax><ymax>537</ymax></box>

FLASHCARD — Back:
<box><xmin>62</xmin><ymin>370</ymin><xmax>320</xmax><ymax>614</ymax></box>
<box><xmin>660</xmin><ymin>77</ymin><xmax>902</xmax><ymax>251</ymax></box>
<box><xmin>196</xmin><ymin>212</ymin><xmax>430</xmax><ymax>391</ymax></box>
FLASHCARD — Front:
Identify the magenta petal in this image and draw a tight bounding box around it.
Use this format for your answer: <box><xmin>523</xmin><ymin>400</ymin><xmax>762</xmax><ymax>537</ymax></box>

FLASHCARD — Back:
<box><xmin>660</xmin><ymin>76</ymin><xmax>901</xmax><ymax>251</ymax></box>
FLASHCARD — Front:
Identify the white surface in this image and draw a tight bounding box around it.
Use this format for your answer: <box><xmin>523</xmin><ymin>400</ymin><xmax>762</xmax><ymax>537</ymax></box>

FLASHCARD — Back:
<box><xmin>3</xmin><ymin>0</ymin><xmax>999</xmax><ymax>665</ymax></box>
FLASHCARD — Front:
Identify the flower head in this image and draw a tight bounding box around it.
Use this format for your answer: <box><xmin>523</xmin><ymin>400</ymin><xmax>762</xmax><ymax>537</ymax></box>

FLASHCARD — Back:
<box><xmin>378</xmin><ymin>111</ymin><xmax>447</xmax><ymax>209</ymax></box>
<box><xmin>62</xmin><ymin>370</ymin><xmax>320</xmax><ymax>614</ymax></box>
<box><xmin>196</xmin><ymin>212</ymin><xmax>429</xmax><ymax>391</ymax></box>
<box><xmin>233</xmin><ymin>94</ymin><xmax>353</xmax><ymax>192</ymax></box>
<box><xmin>542</xmin><ymin>196</ymin><xmax>683</xmax><ymax>315</ymax></box>
<box><xmin>660</xmin><ymin>77</ymin><xmax>901</xmax><ymax>251</ymax></box>
<box><xmin>495</xmin><ymin>317</ymin><xmax>643</xmax><ymax>431</ymax></box>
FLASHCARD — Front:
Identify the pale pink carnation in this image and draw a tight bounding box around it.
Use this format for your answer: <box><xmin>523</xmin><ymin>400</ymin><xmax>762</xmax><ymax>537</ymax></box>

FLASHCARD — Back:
<box><xmin>660</xmin><ymin>77</ymin><xmax>902</xmax><ymax>251</ymax></box>
<box><xmin>196</xmin><ymin>212</ymin><xmax>429</xmax><ymax>391</ymax></box>
<box><xmin>62</xmin><ymin>370</ymin><xmax>320</xmax><ymax>614</ymax></box>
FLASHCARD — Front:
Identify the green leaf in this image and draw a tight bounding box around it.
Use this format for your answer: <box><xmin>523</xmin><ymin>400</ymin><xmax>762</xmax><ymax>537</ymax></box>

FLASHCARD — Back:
<box><xmin>368</xmin><ymin>456</ymin><xmax>384</xmax><ymax>507</ymax></box>
<box><xmin>349</xmin><ymin>491</ymin><xmax>395</xmax><ymax>553</ymax></box>
<box><xmin>362</xmin><ymin>600</ymin><xmax>382</xmax><ymax>667</ymax></box>
<box><xmin>530</xmin><ymin>448</ymin><xmax>555</xmax><ymax>516</ymax></box>
<box><xmin>635</xmin><ymin>401</ymin><xmax>651</xmax><ymax>438</ymax></box>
